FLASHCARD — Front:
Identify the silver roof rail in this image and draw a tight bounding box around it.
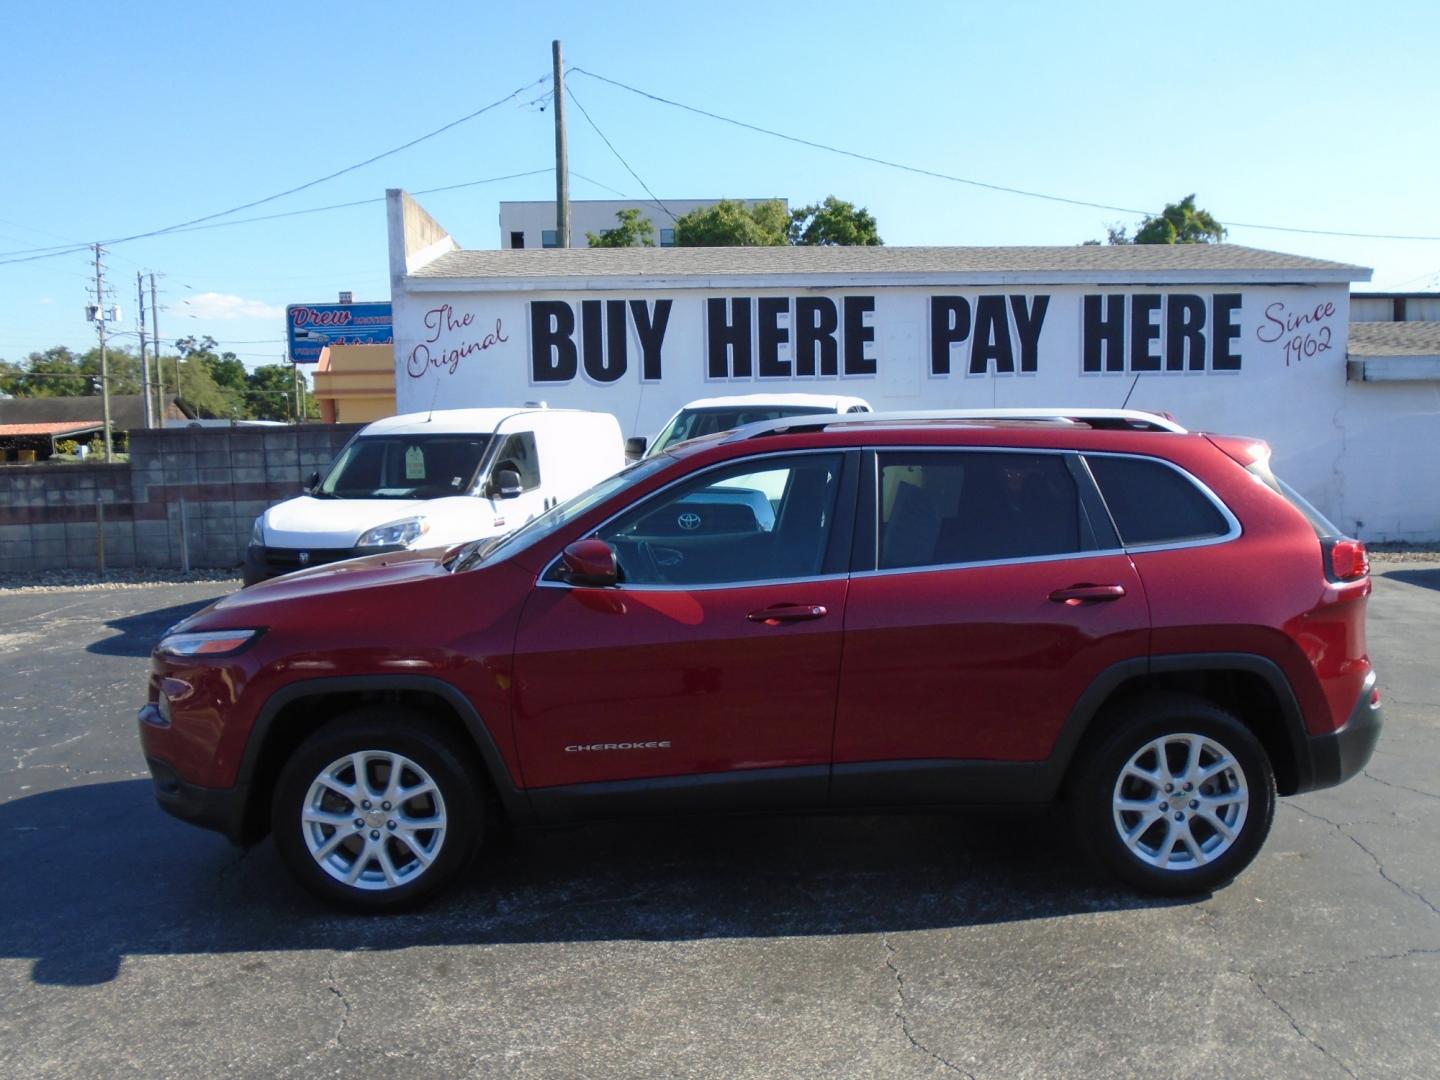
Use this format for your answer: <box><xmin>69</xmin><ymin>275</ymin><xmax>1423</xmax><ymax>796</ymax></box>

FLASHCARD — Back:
<box><xmin>727</xmin><ymin>407</ymin><xmax>1187</xmax><ymax>442</ymax></box>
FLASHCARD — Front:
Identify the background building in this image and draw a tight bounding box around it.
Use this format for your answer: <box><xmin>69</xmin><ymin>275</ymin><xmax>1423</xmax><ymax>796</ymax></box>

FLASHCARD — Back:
<box><xmin>498</xmin><ymin>198</ymin><xmax>787</xmax><ymax>249</ymax></box>
<box><xmin>389</xmin><ymin>188</ymin><xmax>1440</xmax><ymax>542</ymax></box>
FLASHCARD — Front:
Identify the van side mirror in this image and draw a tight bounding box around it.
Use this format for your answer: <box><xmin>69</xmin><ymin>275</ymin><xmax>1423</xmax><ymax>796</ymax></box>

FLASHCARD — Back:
<box><xmin>561</xmin><ymin>538</ymin><xmax>618</xmax><ymax>588</ymax></box>
<box><xmin>306</xmin><ymin>471</ymin><xmax>321</xmax><ymax>492</ymax></box>
<box><xmin>624</xmin><ymin>436</ymin><xmax>648</xmax><ymax>462</ymax></box>
<box><xmin>489</xmin><ymin>468</ymin><xmax>523</xmax><ymax>499</ymax></box>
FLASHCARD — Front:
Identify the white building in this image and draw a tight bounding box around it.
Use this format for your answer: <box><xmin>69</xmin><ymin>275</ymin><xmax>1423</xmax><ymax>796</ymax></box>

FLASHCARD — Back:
<box><xmin>498</xmin><ymin>198</ymin><xmax>787</xmax><ymax>250</ymax></box>
<box><xmin>387</xmin><ymin>188</ymin><xmax>1440</xmax><ymax>542</ymax></box>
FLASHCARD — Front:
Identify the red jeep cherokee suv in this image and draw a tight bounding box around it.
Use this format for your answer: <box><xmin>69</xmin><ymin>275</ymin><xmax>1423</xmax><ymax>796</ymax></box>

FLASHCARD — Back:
<box><xmin>139</xmin><ymin>411</ymin><xmax>1382</xmax><ymax>910</ymax></box>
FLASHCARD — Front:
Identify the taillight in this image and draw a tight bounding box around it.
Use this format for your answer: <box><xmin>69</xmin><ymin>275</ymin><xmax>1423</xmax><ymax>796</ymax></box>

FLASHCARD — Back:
<box><xmin>1323</xmin><ymin>538</ymin><xmax>1369</xmax><ymax>582</ymax></box>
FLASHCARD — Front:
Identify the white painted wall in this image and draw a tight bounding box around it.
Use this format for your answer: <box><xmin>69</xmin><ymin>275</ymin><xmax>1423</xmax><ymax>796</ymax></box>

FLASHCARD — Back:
<box><xmin>390</xmin><ymin>279</ymin><xmax>1436</xmax><ymax>541</ymax></box>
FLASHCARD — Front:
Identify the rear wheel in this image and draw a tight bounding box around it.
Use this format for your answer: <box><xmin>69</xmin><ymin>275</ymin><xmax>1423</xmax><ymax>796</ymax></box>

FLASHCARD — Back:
<box><xmin>271</xmin><ymin>708</ymin><xmax>484</xmax><ymax>911</ymax></box>
<box><xmin>1073</xmin><ymin>695</ymin><xmax>1275</xmax><ymax>895</ymax></box>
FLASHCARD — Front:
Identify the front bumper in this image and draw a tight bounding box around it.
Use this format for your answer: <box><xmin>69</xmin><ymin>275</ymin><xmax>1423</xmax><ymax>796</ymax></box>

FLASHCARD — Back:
<box><xmin>144</xmin><ymin>751</ymin><xmax>250</xmax><ymax>845</ymax></box>
<box><xmin>242</xmin><ymin>542</ymin><xmax>404</xmax><ymax>586</ymax></box>
<box><xmin>1298</xmin><ymin>674</ymin><xmax>1383</xmax><ymax>793</ymax></box>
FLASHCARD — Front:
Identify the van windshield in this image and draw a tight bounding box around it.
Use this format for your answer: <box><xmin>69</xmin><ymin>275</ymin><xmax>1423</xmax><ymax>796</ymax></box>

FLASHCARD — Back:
<box><xmin>317</xmin><ymin>435</ymin><xmax>492</xmax><ymax>500</ymax></box>
<box><xmin>650</xmin><ymin>405</ymin><xmax>838</xmax><ymax>455</ymax></box>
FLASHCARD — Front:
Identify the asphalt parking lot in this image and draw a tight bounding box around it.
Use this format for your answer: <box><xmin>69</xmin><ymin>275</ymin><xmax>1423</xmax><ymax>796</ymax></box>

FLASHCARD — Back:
<box><xmin>0</xmin><ymin>569</ymin><xmax>1436</xmax><ymax>1079</ymax></box>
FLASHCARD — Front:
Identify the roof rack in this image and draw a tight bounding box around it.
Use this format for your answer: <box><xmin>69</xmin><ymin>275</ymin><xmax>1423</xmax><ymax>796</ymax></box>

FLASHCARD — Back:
<box><xmin>728</xmin><ymin>407</ymin><xmax>1187</xmax><ymax>442</ymax></box>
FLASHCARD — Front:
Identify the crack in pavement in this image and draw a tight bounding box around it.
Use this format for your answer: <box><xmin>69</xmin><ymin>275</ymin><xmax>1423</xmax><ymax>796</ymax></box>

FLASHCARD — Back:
<box><xmin>326</xmin><ymin>964</ymin><xmax>352</xmax><ymax>1050</ymax></box>
<box><xmin>1293</xmin><ymin>801</ymin><xmax>1440</xmax><ymax>918</ymax></box>
<box><xmin>1361</xmin><ymin>769</ymin><xmax>1440</xmax><ymax>802</ymax></box>
<box><xmin>881</xmin><ymin>936</ymin><xmax>976</xmax><ymax>1079</ymax></box>
<box><xmin>1249</xmin><ymin>973</ymin><xmax>1357</xmax><ymax>1078</ymax></box>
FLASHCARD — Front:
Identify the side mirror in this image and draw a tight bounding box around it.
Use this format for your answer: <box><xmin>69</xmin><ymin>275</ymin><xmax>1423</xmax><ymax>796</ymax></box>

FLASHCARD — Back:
<box><xmin>624</xmin><ymin>436</ymin><xmax>648</xmax><ymax>462</ymax></box>
<box><xmin>306</xmin><ymin>471</ymin><xmax>321</xmax><ymax>492</ymax></box>
<box><xmin>561</xmin><ymin>538</ymin><xmax>618</xmax><ymax>588</ymax></box>
<box><xmin>489</xmin><ymin>467</ymin><xmax>523</xmax><ymax>499</ymax></box>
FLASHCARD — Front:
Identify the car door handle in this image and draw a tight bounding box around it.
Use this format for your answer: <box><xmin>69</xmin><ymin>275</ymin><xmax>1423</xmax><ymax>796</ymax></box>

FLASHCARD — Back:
<box><xmin>1048</xmin><ymin>584</ymin><xmax>1127</xmax><ymax>605</ymax></box>
<box><xmin>747</xmin><ymin>604</ymin><xmax>829</xmax><ymax>625</ymax></box>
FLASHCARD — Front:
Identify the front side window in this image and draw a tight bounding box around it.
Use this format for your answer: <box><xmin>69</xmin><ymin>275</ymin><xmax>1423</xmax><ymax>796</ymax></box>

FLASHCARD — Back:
<box><xmin>877</xmin><ymin>451</ymin><xmax>1085</xmax><ymax>570</ymax></box>
<box><xmin>592</xmin><ymin>453</ymin><xmax>844</xmax><ymax>586</ymax></box>
<box><xmin>492</xmin><ymin>432</ymin><xmax>540</xmax><ymax>491</ymax></box>
<box><xmin>1085</xmin><ymin>455</ymin><xmax>1231</xmax><ymax>547</ymax></box>
<box><xmin>318</xmin><ymin>435</ymin><xmax>491</xmax><ymax>500</ymax></box>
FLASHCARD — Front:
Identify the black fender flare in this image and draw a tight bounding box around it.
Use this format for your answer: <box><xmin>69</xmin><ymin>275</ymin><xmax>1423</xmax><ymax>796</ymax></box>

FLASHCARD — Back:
<box><xmin>1047</xmin><ymin>653</ymin><xmax>1312</xmax><ymax>794</ymax></box>
<box><xmin>240</xmin><ymin>675</ymin><xmax>535</xmax><ymax>825</ymax></box>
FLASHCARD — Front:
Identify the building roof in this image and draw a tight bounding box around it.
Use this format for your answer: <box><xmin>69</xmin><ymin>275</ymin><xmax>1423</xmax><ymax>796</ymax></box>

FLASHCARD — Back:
<box><xmin>0</xmin><ymin>420</ymin><xmax>104</xmax><ymax>437</ymax></box>
<box><xmin>0</xmin><ymin>394</ymin><xmax>189</xmax><ymax>429</ymax></box>
<box><xmin>408</xmin><ymin>243</ymin><xmax>1369</xmax><ymax>289</ymax></box>
<box><xmin>1348</xmin><ymin>322</ymin><xmax>1440</xmax><ymax>357</ymax></box>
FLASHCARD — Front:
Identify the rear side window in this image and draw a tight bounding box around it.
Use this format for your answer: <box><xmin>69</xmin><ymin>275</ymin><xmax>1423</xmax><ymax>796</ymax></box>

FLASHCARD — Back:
<box><xmin>1086</xmin><ymin>455</ymin><xmax>1231</xmax><ymax>547</ymax></box>
<box><xmin>877</xmin><ymin>451</ymin><xmax>1085</xmax><ymax>570</ymax></box>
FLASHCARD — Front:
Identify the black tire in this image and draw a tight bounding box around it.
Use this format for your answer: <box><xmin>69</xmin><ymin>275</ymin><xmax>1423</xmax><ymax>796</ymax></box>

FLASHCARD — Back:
<box><xmin>271</xmin><ymin>706</ymin><xmax>485</xmax><ymax>912</ymax></box>
<box><xmin>1071</xmin><ymin>694</ymin><xmax>1276</xmax><ymax>896</ymax></box>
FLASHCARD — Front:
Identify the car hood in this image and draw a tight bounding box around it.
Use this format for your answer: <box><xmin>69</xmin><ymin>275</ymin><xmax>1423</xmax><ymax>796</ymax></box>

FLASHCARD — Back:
<box><xmin>261</xmin><ymin>495</ymin><xmax>495</xmax><ymax>548</ymax></box>
<box><xmin>215</xmin><ymin>546</ymin><xmax>455</xmax><ymax>610</ymax></box>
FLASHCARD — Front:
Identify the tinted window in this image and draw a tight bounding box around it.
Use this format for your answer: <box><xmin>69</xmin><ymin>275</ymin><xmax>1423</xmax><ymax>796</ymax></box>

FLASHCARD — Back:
<box><xmin>878</xmin><ymin>452</ymin><xmax>1084</xmax><ymax>569</ymax></box>
<box><xmin>493</xmin><ymin>432</ymin><xmax>540</xmax><ymax>491</ymax></box>
<box><xmin>651</xmin><ymin>406</ymin><xmax>837</xmax><ymax>453</ymax></box>
<box><xmin>1086</xmin><ymin>455</ymin><xmax>1230</xmax><ymax>546</ymax></box>
<box><xmin>319</xmin><ymin>435</ymin><xmax>491</xmax><ymax>500</ymax></box>
<box><xmin>596</xmin><ymin>454</ymin><xmax>843</xmax><ymax>586</ymax></box>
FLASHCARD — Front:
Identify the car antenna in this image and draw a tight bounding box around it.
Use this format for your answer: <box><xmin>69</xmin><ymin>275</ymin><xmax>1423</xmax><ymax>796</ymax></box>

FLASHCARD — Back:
<box><xmin>425</xmin><ymin>378</ymin><xmax>441</xmax><ymax>422</ymax></box>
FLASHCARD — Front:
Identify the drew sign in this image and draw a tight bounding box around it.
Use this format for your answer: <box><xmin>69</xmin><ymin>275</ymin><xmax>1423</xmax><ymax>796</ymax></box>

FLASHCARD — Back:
<box><xmin>286</xmin><ymin>301</ymin><xmax>392</xmax><ymax>364</ymax></box>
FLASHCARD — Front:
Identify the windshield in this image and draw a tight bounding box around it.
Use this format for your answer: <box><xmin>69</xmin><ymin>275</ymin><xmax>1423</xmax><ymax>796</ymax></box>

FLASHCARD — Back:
<box><xmin>318</xmin><ymin>434</ymin><xmax>492</xmax><ymax>500</ymax></box>
<box><xmin>450</xmin><ymin>454</ymin><xmax>672</xmax><ymax>572</ymax></box>
<box><xmin>650</xmin><ymin>405</ymin><xmax>838</xmax><ymax>455</ymax></box>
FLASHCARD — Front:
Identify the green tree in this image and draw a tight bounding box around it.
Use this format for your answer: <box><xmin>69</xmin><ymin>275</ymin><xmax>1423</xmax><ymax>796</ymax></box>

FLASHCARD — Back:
<box><xmin>587</xmin><ymin>208</ymin><xmax>657</xmax><ymax>248</ymax></box>
<box><xmin>788</xmin><ymin>196</ymin><xmax>883</xmax><ymax>246</ymax></box>
<box><xmin>675</xmin><ymin>199</ymin><xmax>791</xmax><ymax>246</ymax></box>
<box><xmin>78</xmin><ymin>346</ymin><xmax>142</xmax><ymax>396</ymax></box>
<box><xmin>0</xmin><ymin>346</ymin><xmax>89</xmax><ymax>396</ymax></box>
<box><xmin>245</xmin><ymin>364</ymin><xmax>295</xmax><ymax>421</ymax></box>
<box><xmin>1106</xmin><ymin>195</ymin><xmax>1226</xmax><ymax>245</ymax></box>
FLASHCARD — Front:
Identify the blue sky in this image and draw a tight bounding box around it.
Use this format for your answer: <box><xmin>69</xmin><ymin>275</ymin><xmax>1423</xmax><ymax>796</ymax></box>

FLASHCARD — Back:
<box><xmin>3</xmin><ymin>0</ymin><xmax>1436</xmax><ymax>369</ymax></box>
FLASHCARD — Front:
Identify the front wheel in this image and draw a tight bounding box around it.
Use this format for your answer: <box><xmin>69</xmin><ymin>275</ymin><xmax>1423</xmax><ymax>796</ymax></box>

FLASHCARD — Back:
<box><xmin>1072</xmin><ymin>695</ymin><xmax>1275</xmax><ymax>896</ymax></box>
<box><xmin>271</xmin><ymin>708</ymin><xmax>485</xmax><ymax>911</ymax></box>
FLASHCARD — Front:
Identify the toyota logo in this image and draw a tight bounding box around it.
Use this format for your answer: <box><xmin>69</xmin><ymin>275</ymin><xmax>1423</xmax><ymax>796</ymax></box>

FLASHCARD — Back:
<box><xmin>298</xmin><ymin>551</ymin><xmax>310</xmax><ymax>565</ymax></box>
<box><xmin>677</xmin><ymin>512</ymin><xmax>702</xmax><ymax>531</ymax></box>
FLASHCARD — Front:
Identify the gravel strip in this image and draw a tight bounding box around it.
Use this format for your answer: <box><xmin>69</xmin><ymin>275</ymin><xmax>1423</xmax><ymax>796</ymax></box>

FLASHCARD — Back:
<box><xmin>0</xmin><ymin>568</ymin><xmax>243</xmax><ymax>593</ymax></box>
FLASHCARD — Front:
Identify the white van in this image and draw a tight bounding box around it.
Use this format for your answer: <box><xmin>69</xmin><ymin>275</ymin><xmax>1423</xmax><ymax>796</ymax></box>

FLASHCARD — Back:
<box><xmin>630</xmin><ymin>393</ymin><xmax>872</xmax><ymax>460</ymax></box>
<box><xmin>243</xmin><ymin>406</ymin><xmax>623</xmax><ymax>585</ymax></box>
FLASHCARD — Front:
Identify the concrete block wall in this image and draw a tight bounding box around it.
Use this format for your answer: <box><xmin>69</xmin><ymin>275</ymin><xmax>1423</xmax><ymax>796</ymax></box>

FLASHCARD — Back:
<box><xmin>0</xmin><ymin>424</ymin><xmax>361</xmax><ymax>574</ymax></box>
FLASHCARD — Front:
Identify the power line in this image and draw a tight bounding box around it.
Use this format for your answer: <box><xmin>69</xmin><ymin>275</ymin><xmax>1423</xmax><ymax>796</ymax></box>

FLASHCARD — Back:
<box><xmin>0</xmin><ymin>168</ymin><xmax>553</xmax><ymax>267</ymax></box>
<box><xmin>568</xmin><ymin>66</ymin><xmax>1440</xmax><ymax>244</ymax></box>
<box><xmin>571</xmin><ymin>170</ymin><xmax>632</xmax><ymax>199</ymax></box>
<box><xmin>565</xmin><ymin>84</ymin><xmax>678</xmax><ymax>224</ymax></box>
<box><xmin>0</xmin><ymin>76</ymin><xmax>550</xmax><ymax>263</ymax></box>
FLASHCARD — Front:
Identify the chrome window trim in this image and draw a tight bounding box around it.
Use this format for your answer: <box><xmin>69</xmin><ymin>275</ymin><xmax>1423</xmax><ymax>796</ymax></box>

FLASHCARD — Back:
<box><xmin>1081</xmin><ymin>450</ymin><xmax>1243</xmax><ymax>551</ymax></box>
<box><xmin>538</xmin><ymin>447</ymin><xmax>847</xmax><ymax>591</ymax></box>
<box><xmin>861</xmin><ymin>445</ymin><xmax>1243</xmax><ymax>577</ymax></box>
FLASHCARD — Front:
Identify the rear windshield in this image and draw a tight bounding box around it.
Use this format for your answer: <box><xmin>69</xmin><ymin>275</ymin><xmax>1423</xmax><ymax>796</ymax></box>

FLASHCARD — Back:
<box><xmin>318</xmin><ymin>435</ymin><xmax>491</xmax><ymax>500</ymax></box>
<box><xmin>1246</xmin><ymin>460</ymin><xmax>1340</xmax><ymax>538</ymax></box>
<box><xmin>651</xmin><ymin>405</ymin><xmax>838</xmax><ymax>454</ymax></box>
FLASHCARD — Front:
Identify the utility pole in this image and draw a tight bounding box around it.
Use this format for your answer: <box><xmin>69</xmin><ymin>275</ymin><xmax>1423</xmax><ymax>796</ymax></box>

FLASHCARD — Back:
<box><xmin>293</xmin><ymin>360</ymin><xmax>301</xmax><ymax>424</ymax></box>
<box><xmin>92</xmin><ymin>244</ymin><xmax>114</xmax><ymax>461</ymax></box>
<box><xmin>552</xmin><ymin>39</ymin><xmax>570</xmax><ymax>248</ymax></box>
<box><xmin>150</xmin><ymin>273</ymin><xmax>172</xmax><ymax>420</ymax></box>
<box><xmin>137</xmin><ymin>272</ymin><xmax>153</xmax><ymax>428</ymax></box>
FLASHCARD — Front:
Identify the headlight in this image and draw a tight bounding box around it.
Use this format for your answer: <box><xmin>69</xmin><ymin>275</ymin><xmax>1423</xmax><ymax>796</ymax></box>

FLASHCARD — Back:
<box><xmin>356</xmin><ymin>517</ymin><xmax>429</xmax><ymax>548</ymax></box>
<box><xmin>250</xmin><ymin>516</ymin><xmax>264</xmax><ymax>546</ymax></box>
<box><xmin>157</xmin><ymin>629</ymin><xmax>261</xmax><ymax>657</ymax></box>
